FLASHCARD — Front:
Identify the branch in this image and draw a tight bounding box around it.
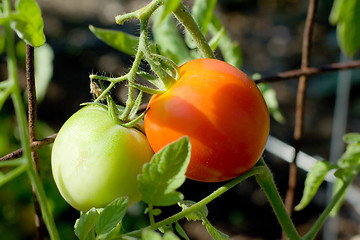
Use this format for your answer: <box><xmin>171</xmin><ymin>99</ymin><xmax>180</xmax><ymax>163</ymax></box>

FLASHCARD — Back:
<box><xmin>26</xmin><ymin>44</ymin><xmax>46</xmax><ymax>240</ymax></box>
<box><xmin>255</xmin><ymin>60</ymin><xmax>360</xmax><ymax>84</ymax></box>
<box><xmin>283</xmin><ymin>0</ymin><xmax>318</xmax><ymax>236</ymax></box>
<box><xmin>0</xmin><ymin>133</ymin><xmax>57</xmax><ymax>162</ymax></box>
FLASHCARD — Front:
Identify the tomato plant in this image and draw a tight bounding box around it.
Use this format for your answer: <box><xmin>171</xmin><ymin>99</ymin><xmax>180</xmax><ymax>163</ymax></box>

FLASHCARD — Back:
<box><xmin>144</xmin><ymin>58</ymin><xmax>270</xmax><ymax>182</ymax></box>
<box><xmin>51</xmin><ymin>105</ymin><xmax>154</xmax><ymax>212</ymax></box>
<box><xmin>2</xmin><ymin>0</ymin><xmax>360</xmax><ymax>239</ymax></box>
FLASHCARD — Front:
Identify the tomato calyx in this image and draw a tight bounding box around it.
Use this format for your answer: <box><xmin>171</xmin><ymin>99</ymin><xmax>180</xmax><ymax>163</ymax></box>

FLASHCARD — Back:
<box><xmin>82</xmin><ymin>84</ymin><xmax>148</xmax><ymax>134</ymax></box>
<box><xmin>129</xmin><ymin>53</ymin><xmax>180</xmax><ymax>95</ymax></box>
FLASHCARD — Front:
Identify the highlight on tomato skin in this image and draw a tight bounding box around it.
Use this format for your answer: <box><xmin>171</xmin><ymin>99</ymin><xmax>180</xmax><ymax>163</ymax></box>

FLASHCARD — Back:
<box><xmin>144</xmin><ymin>58</ymin><xmax>270</xmax><ymax>182</ymax></box>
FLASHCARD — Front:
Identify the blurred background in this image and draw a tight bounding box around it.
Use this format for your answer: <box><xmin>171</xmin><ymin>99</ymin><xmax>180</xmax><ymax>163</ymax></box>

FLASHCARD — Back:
<box><xmin>0</xmin><ymin>0</ymin><xmax>360</xmax><ymax>239</ymax></box>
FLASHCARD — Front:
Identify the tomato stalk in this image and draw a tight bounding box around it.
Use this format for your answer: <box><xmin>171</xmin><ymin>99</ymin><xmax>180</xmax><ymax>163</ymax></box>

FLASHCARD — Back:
<box><xmin>121</xmin><ymin>165</ymin><xmax>267</xmax><ymax>239</ymax></box>
<box><xmin>119</xmin><ymin>48</ymin><xmax>144</xmax><ymax>122</ymax></box>
<box><xmin>255</xmin><ymin>158</ymin><xmax>301</xmax><ymax>240</ymax></box>
<box><xmin>172</xmin><ymin>3</ymin><xmax>216</xmax><ymax>59</ymax></box>
<box><xmin>2</xmin><ymin>0</ymin><xmax>59</xmax><ymax>239</ymax></box>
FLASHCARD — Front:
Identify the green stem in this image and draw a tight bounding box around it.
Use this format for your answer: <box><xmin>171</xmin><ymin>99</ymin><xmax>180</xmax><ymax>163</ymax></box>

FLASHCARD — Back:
<box><xmin>0</xmin><ymin>158</ymin><xmax>26</xmax><ymax>167</ymax></box>
<box><xmin>255</xmin><ymin>158</ymin><xmax>301</xmax><ymax>240</ymax></box>
<box><xmin>120</xmin><ymin>50</ymin><xmax>144</xmax><ymax>121</ymax></box>
<box><xmin>3</xmin><ymin>1</ymin><xmax>59</xmax><ymax>239</ymax></box>
<box><xmin>148</xmin><ymin>204</ymin><xmax>156</xmax><ymax>227</ymax></box>
<box><xmin>94</xmin><ymin>82</ymin><xmax>115</xmax><ymax>103</ymax></box>
<box><xmin>121</xmin><ymin>166</ymin><xmax>267</xmax><ymax>238</ymax></box>
<box><xmin>0</xmin><ymin>163</ymin><xmax>28</xmax><ymax>187</ymax></box>
<box><xmin>173</xmin><ymin>3</ymin><xmax>216</xmax><ymax>59</ymax></box>
<box><xmin>89</xmin><ymin>74</ymin><xmax>128</xmax><ymax>83</ymax></box>
<box><xmin>120</xmin><ymin>19</ymin><xmax>148</xmax><ymax>121</ymax></box>
<box><xmin>303</xmin><ymin>172</ymin><xmax>357</xmax><ymax>240</ymax></box>
<box><xmin>138</xmin><ymin>0</ymin><xmax>163</xmax><ymax>20</ymax></box>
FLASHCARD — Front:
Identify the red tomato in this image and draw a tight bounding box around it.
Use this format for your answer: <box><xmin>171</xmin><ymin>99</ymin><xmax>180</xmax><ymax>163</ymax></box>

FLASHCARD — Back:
<box><xmin>144</xmin><ymin>58</ymin><xmax>269</xmax><ymax>182</ymax></box>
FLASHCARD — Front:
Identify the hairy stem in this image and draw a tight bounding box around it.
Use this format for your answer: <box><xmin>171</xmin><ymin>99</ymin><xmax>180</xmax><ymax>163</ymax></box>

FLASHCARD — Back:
<box><xmin>173</xmin><ymin>3</ymin><xmax>215</xmax><ymax>59</ymax></box>
<box><xmin>255</xmin><ymin>159</ymin><xmax>301</xmax><ymax>240</ymax></box>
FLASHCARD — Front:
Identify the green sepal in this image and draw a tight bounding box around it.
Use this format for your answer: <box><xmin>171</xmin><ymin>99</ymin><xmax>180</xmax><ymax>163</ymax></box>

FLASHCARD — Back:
<box><xmin>145</xmin><ymin>55</ymin><xmax>176</xmax><ymax>90</ymax></box>
<box><xmin>129</xmin><ymin>81</ymin><xmax>166</xmax><ymax>95</ymax></box>
<box><xmin>121</xmin><ymin>108</ymin><xmax>149</xmax><ymax>129</ymax></box>
<box><xmin>129</xmin><ymin>91</ymin><xmax>144</xmax><ymax>121</ymax></box>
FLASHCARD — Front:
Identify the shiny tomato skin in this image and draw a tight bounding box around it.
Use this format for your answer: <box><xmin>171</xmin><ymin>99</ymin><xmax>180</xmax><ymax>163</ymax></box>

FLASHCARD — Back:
<box><xmin>51</xmin><ymin>105</ymin><xmax>153</xmax><ymax>212</ymax></box>
<box><xmin>144</xmin><ymin>58</ymin><xmax>269</xmax><ymax>182</ymax></box>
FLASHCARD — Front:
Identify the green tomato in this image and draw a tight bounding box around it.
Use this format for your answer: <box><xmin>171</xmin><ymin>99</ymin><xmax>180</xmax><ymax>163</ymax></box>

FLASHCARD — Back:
<box><xmin>51</xmin><ymin>105</ymin><xmax>153</xmax><ymax>212</ymax></box>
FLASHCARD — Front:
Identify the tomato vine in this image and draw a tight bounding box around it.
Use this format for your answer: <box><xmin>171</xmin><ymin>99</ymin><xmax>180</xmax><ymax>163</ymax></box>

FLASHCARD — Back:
<box><xmin>1</xmin><ymin>0</ymin><xmax>360</xmax><ymax>240</ymax></box>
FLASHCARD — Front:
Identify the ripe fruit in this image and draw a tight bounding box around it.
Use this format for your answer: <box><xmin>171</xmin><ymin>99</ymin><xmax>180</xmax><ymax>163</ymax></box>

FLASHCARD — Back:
<box><xmin>144</xmin><ymin>58</ymin><xmax>269</xmax><ymax>182</ymax></box>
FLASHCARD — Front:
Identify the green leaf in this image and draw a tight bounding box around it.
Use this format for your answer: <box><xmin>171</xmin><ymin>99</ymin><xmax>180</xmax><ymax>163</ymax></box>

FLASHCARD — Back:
<box><xmin>178</xmin><ymin>200</ymin><xmax>229</xmax><ymax>239</ymax></box>
<box><xmin>163</xmin><ymin>231</ymin><xmax>180</xmax><ymax>240</ymax></box>
<box><xmin>89</xmin><ymin>25</ymin><xmax>140</xmax><ymax>56</ymax></box>
<box><xmin>184</xmin><ymin>0</ymin><xmax>217</xmax><ymax>49</ymax></box>
<box><xmin>11</xmin><ymin>0</ymin><xmax>45</xmax><ymax>47</ymax></box>
<box><xmin>257</xmin><ymin>82</ymin><xmax>285</xmax><ymax>123</ymax></box>
<box><xmin>329</xmin><ymin>0</ymin><xmax>360</xmax><ymax>56</ymax></box>
<box><xmin>142</xmin><ymin>229</ymin><xmax>162</xmax><ymax>240</ymax></box>
<box><xmin>203</xmin><ymin>218</ymin><xmax>230</xmax><ymax>240</ymax></box>
<box><xmin>329</xmin><ymin>178</ymin><xmax>349</xmax><ymax>217</ymax></box>
<box><xmin>191</xmin><ymin>0</ymin><xmax>217</xmax><ymax>36</ymax></box>
<box><xmin>161</xmin><ymin>0</ymin><xmax>181</xmax><ymax>22</ymax></box>
<box><xmin>95</xmin><ymin>197</ymin><xmax>128</xmax><ymax>237</ymax></box>
<box><xmin>343</xmin><ymin>133</ymin><xmax>360</xmax><ymax>144</ymax></box>
<box><xmin>178</xmin><ymin>200</ymin><xmax>208</xmax><ymax>221</ymax></box>
<box><xmin>34</xmin><ymin>43</ymin><xmax>54</xmax><ymax>103</ymax></box>
<box><xmin>152</xmin><ymin>7</ymin><xmax>192</xmax><ymax>65</ymax></box>
<box><xmin>329</xmin><ymin>0</ymin><xmax>345</xmax><ymax>24</ymax></box>
<box><xmin>141</xmin><ymin>229</ymin><xmax>180</xmax><ymax>240</ymax></box>
<box><xmin>295</xmin><ymin>161</ymin><xmax>335</xmax><ymax>211</ymax></box>
<box><xmin>0</xmin><ymin>32</ymin><xmax>5</xmax><ymax>54</ymax></box>
<box><xmin>209</xmin><ymin>16</ymin><xmax>242</xmax><ymax>68</ymax></box>
<box><xmin>74</xmin><ymin>208</ymin><xmax>102</xmax><ymax>240</ymax></box>
<box><xmin>138</xmin><ymin>136</ymin><xmax>191</xmax><ymax>206</ymax></box>
<box><xmin>0</xmin><ymin>81</ymin><xmax>13</xmax><ymax>111</ymax></box>
<box><xmin>159</xmin><ymin>224</ymin><xmax>173</xmax><ymax>234</ymax></box>
<box><xmin>175</xmin><ymin>222</ymin><xmax>190</xmax><ymax>240</ymax></box>
<box><xmin>208</xmin><ymin>27</ymin><xmax>224</xmax><ymax>51</ymax></box>
<box><xmin>337</xmin><ymin>143</ymin><xmax>360</xmax><ymax>169</ymax></box>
